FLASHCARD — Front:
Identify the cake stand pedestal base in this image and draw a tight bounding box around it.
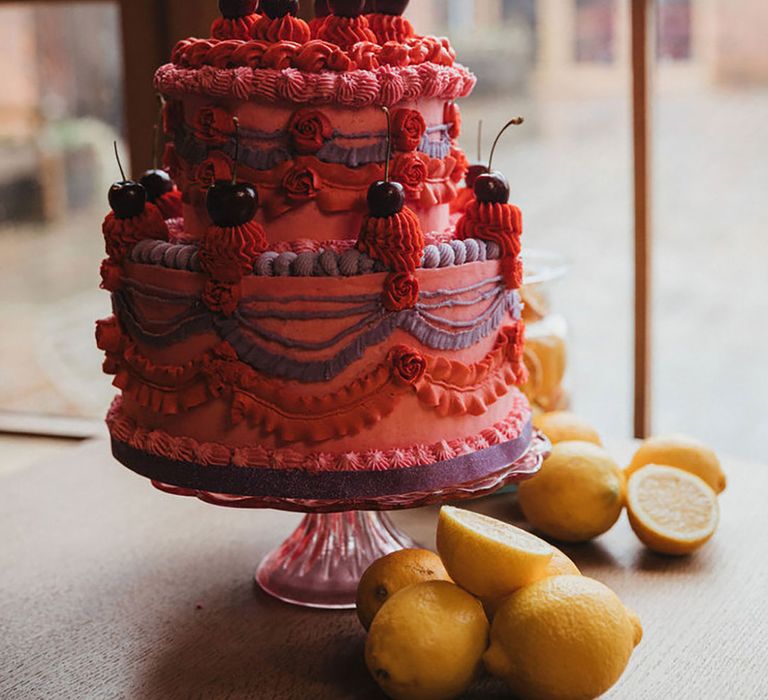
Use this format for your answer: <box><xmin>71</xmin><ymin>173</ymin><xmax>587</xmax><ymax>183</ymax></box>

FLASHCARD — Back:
<box><xmin>255</xmin><ymin>511</ymin><xmax>417</xmax><ymax>610</ymax></box>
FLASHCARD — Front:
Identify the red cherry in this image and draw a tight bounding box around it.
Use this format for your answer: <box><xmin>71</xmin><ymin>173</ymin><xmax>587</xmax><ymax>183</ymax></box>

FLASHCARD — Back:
<box><xmin>373</xmin><ymin>0</ymin><xmax>409</xmax><ymax>15</ymax></box>
<box><xmin>139</xmin><ymin>169</ymin><xmax>174</xmax><ymax>202</ymax></box>
<box><xmin>207</xmin><ymin>181</ymin><xmax>259</xmax><ymax>227</ymax></box>
<box><xmin>473</xmin><ymin>171</ymin><xmax>510</xmax><ymax>204</ymax></box>
<box><xmin>367</xmin><ymin>180</ymin><xmax>405</xmax><ymax>217</ymax></box>
<box><xmin>328</xmin><ymin>0</ymin><xmax>366</xmax><ymax>18</ymax></box>
<box><xmin>466</xmin><ymin>164</ymin><xmax>489</xmax><ymax>189</ymax></box>
<box><xmin>108</xmin><ymin>181</ymin><xmax>147</xmax><ymax>219</ymax></box>
<box><xmin>261</xmin><ymin>0</ymin><xmax>299</xmax><ymax>19</ymax></box>
<box><xmin>218</xmin><ymin>0</ymin><xmax>258</xmax><ymax>18</ymax></box>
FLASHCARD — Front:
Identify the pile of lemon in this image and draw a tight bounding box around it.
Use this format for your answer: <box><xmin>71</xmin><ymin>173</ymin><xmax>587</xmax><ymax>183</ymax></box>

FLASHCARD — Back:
<box><xmin>357</xmin><ymin>415</ymin><xmax>727</xmax><ymax>699</ymax></box>
<box><xmin>359</xmin><ymin>510</ymin><xmax>642</xmax><ymax>700</ymax></box>
<box><xmin>525</xmin><ymin>411</ymin><xmax>726</xmax><ymax>553</ymax></box>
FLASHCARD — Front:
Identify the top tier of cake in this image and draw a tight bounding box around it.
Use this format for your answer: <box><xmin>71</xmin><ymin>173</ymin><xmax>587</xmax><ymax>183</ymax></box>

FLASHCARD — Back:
<box><xmin>155</xmin><ymin>1</ymin><xmax>475</xmax><ymax>242</ymax></box>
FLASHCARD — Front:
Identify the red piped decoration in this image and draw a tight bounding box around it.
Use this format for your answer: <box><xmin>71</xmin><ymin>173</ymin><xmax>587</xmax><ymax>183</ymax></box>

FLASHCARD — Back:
<box><xmin>392</xmin><ymin>108</ymin><xmax>426</xmax><ymax>152</ymax></box>
<box><xmin>100</xmin><ymin>258</ymin><xmax>123</xmax><ymax>292</ymax></box>
<box><xmin>318</xmin><ymin>15</ymin><xmax>376</xmax><ymax>48</ymax></box>
<box><xmin>288</xmin><ymin>108</ymin><xmax>334</xmax><ymax>154</ymax></box>
<box><xmin>251</xmin><ymin>14</ymin><xmax>311</xmax><ymax>43</ymax></box>
<box><xmin>456</xmin><ymin>200</ymin><xmax>523</xmax><ymax>288</ymax></box>
<box><xmin>199</xmin><ymin>220</ymin><xmax>267</xmax><ymax>284</ymax></box>
<box><xmin>154</xmin><ymin>187</ymin><xmax>183</xmax><ymax>220</ymax></box>
<box><xmin>382</xmin><ymin>271</ymin><xmax>420</xmax><ymax>311</ymax></box>
<box><xmin>95</xmin><ymin>316</ymin><xmax>124</xmax><ymax>375</ymax></box>
<box><xmin>203</xmin><ymin>279</ymin><xmax>242</xmax><ymax>317</ymax></box>
<box><xmin>444</xmin><ymin>101</ymin><xmax>462</xmax><ymax>140</ymax></box>
<box><xmin>388</xmin><ymin>345</ymin><xmax>427</xmax><ymax>386</ymax></box>
<box><xmin>357</xmin><ymin>205</ymin><xmax>424</xmax><ymax>272</ymax></box>
<box><xmin>211</xmin><ymin>14</ymin><xmax>260</xmax><ymax>40</ymax></box>
<box><xmin>367</xmin><ymin>13</ymin><xmax>414</xmax><ymax>43</ymax></box>
<box><xmin>503</xmin><ymin>322</ymin><xmax>529</xmax><ymax>385</ymax></box>
<box><xmin>102</xmin><ymin>203</ymin><xmax>169</xmax><ymax>262</ymax></box>
<box><xmin>310</xmin><ymin>0</ymin><xmax>331</xmax><ymax>37</ymax></box>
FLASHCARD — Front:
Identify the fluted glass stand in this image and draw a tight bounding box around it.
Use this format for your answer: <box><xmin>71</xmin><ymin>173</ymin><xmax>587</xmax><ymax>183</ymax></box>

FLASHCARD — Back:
<box><xmin>149</xmin><ymin>431</ymin><xmax>549</xmax><ymax>609</ymax></box>
<box><xmin>256</xmin><ymin>511</ymin><xmax>416</xmax><ymax>609</ymax></box>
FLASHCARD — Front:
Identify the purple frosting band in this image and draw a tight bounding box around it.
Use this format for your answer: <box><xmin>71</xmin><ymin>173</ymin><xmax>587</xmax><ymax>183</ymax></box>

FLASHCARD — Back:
<box><xmin>111</xmin><ymin>420</ymin><xmax>533</xmax><ymax>501</ymax></box>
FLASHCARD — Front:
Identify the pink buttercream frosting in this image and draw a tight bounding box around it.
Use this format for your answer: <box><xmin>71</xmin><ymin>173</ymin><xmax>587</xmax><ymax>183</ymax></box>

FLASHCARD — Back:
<box><xmin>106</xmin><ymin>395</ymin><xmax>530</xmax><ymax>473</ymax></box>
<box><xmin>155</xmin><ymin>62</ymin><xmax>476</xmax><ymax>107</ymax></box>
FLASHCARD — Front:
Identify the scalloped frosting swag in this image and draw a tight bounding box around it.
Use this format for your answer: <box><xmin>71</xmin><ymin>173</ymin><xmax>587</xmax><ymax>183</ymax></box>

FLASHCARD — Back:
<box><xmin>98</xmin><ymin>319</ymin><xmax>528</xmax><ymax>445</ymax></box>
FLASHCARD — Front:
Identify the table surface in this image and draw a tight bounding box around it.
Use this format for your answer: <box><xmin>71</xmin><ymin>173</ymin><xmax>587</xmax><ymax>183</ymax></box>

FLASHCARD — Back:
<box><xmin>2</xmin><ymin>439</ymin><xmax>767</xmax><ymax>700</ymax></box>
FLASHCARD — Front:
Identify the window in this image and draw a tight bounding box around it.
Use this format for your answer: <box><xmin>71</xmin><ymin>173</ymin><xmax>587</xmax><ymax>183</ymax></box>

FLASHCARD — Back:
<box><xmin>574</xmin><ymin>0</ymin><xmax>617</xmax><ymax>64</ymax></box>
<box><xmin>0</xmin><ymin>2</ymin><xmax>123</xmax><ymax>419</ymax></box>
<box><xmin>656</xmin><ymin>0</ymin><xmax>692</xmax><ymax>62</ymax></box>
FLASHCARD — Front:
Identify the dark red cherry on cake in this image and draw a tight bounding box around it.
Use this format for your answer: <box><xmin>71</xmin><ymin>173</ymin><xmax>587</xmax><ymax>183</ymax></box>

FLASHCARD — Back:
<box><xmin>207</xmin><ymin>180</ymin><xmax>259</xmax><ymax>227</ymax></box>
<box><xmin>474</xmin><ymin>171</ymin><xmax>510</xmax><ymax>204</ymax></box>
<box><xmin>329</xmin><ymin>0</ymin><xmax>365</xmax><ymax>17</ymax></box>
<box><xmin>108</xmin><ymin>180</ymin><xmax>146</xmax><ymax>219</ymax></box>
<box><xmin>139</xmin><ymin>169</ymin><xmax>173</xmax><ymax>203</ymax></box>
<box><xmin>373</xmin><ymin>0</ymin><xmax>409</xmax><ymax>15</ymax></box>
<box><xmin>218</xmin><ymin>0</ymin><xmax>258</xmax><ymax>18</ymax></box>
<box><xmin>261</xmin><ymin>0</ymin><xmax>299</xmax><ymax>18</ymax></box>
<box><xmin>367</xmin><ymin>180</ymin><xmax>405</xmax><ymax>218</ymax></box>
<box><xmin>466</xmin><ymin>164</ymin><xmax>489</xmax><ymax>189</ymax></box>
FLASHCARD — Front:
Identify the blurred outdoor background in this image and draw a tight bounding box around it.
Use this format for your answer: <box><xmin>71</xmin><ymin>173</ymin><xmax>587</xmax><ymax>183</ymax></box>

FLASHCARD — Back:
<box><xmin>0</xmin><ymin>1</ymin><xmax>765</xmax><ymax>460</ymax></box>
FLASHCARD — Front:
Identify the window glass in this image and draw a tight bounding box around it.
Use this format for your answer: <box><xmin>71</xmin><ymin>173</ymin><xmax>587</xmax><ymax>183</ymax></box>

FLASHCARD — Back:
<box><xmin>0</xmin><ymin>2</ymin><xmax>122</xmax><ymax>418</ymax></box>
<box><xmin>653</xmin><ymin>0</ymin><xmax>768</xmax><ymax>460</ymax></box>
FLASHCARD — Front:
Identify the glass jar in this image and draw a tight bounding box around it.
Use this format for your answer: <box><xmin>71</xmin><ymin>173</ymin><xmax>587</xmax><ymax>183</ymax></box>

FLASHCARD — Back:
<box><xmin>521</xmin><ymin>250</ymin><xmax>570</xmax><ymax>416</ymax></box>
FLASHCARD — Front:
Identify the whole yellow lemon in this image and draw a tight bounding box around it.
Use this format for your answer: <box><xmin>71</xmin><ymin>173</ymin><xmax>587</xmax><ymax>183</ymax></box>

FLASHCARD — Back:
<box><xmin>365</xmin><ymin>580</ymin><xmax>489</xmax><ymax>700</ymax></box>
<box><xmin>533</xmin><ymin>411</ymin><xmax>602</xmax><ymax>446</ymax></box>
<box><xmin>356</xmin><ymin>549</ymin><xmax>451</xmax><ymax>630</ymax></box>
<box><xmin>482</xmin><ymin>546</ymin><xmax>581</xmax><ymax>619</ymax></box>
<box><xmin>626</xmin><ymin>435</ymin><xmax>726</xmax><ymax>493</ymax></box>
<box><xmin>517</xmin><ymin>441</ymin><xmax>625</xmax><ymax>542</ymax></box>
<box><xmin>484</xmin><ymin>575</ymin><xmax>642</xmax><ymax>700</ymax></box>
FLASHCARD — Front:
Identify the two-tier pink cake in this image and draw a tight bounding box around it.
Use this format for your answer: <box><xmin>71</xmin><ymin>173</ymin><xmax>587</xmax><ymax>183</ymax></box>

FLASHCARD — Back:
<box><xmin>97</xmin><ymin>0</ymin><xmax>532</xmax><ymax>502</ymax></box>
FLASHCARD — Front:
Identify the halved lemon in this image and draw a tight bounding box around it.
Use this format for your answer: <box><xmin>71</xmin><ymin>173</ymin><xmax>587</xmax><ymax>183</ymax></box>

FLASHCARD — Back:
<box><xmin>627</xmin><ymin>464</ymin><xmax>719</xmax><ymax>556</ymax></box>
<box><xmin>436</xmin><ymin>506</ymin><xmax>554</xmax><ymax>599</ymax></box>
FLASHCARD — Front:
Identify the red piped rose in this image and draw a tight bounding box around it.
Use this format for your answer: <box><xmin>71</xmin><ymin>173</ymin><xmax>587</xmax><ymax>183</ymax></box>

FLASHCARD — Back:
<box><xmin>203</xmin><ymin>280</ymin><xmax>241</xmax><ymax>316</ymax></box>
<box><xmin>282</xmin><ymin>165</ymin><xmax>321</xmax><ymax>201</ymax></box>
<box><xmin>392</xmin><ymin>109</ymin><xmax>427</xmax><ymax>152</ymax></box>
<box><xmin>195</xmin><ymin>155</ymin><xmax>232</xmax><ymax>188</ymax></box>
<box><xmin>288</xmin><ymin>109</ymin><xmax>333</xmax><ymax>154</ymax></box>
<box><xmin>382</xmin><ymin>271</ymin><xmax>420</xmax><ymax>312</ymax></box>
<box><xmin>100</xmin><ymin>258</ymin><xmax>123</xmax><ymax>292</ymax></box>
<box><xmin>391</xmin><ymin>152</ymin><xmax>429</xmax><ymax>201</ymax></box>
<box><xmin>389</xmin><ymin>345</ymin><xmax>427</xmax><ymax>386</ymax></box>
<box><xmin>194</xmin><ymin>105</ymin><xmax>235</xmax><ymax>142</ymax></box>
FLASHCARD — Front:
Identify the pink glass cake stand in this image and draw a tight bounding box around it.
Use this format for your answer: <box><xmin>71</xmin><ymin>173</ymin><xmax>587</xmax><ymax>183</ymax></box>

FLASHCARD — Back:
<box><xmin>124</xmin><ymin>431</ymin><xmax>549</xmax><ymax>610</ymax></box>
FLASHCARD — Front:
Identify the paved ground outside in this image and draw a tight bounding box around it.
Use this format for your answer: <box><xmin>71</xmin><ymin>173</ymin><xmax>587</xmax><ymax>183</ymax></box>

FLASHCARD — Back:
<box><xmin>1</xmin><ymin>87</ymin><xmax>766</xmax><ymax>461</ymax></box>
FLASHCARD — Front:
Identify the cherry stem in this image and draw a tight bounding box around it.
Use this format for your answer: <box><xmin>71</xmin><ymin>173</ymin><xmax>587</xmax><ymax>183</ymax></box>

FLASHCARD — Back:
<box><xmin>113</xmin><ymin>141</ymin><xmax>127</xmax><ymax>181</ymax></box>
<box><xmin>488</xmin><ymin>117</ymin><xmax>524</xmax><ymax>173</ymax></box>
<box><xmin>153</xmin><ymin>94</ymin><xmax>165</xmax><ymax>170</ymax></box>
<box><xmin>477</xmin><ymin>119</ymin><xmax>483</xmax><ymax>163</ymax></box>
<box><xmin>232</xmin><ymin>117</ymin><xmax>240</xmax><ymax>185</ymax></box>
<box><xmin>382</xmin><ymin>106</ymin><xmax>392</xmax><ymax>183</ymax></box>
